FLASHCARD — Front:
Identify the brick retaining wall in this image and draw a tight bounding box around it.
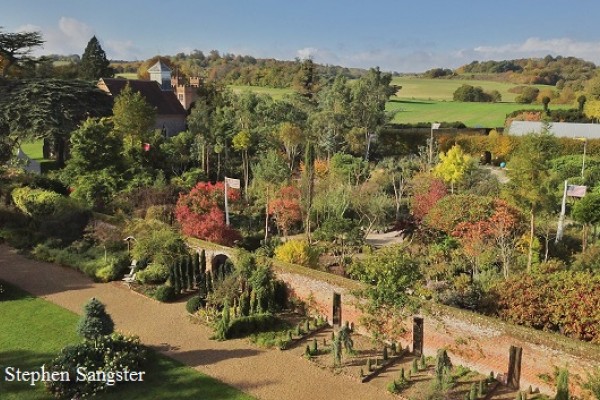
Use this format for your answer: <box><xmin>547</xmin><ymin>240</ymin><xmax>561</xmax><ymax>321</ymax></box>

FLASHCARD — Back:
<box><xmin>188</xmin><ymin>239</ymin><xmax>599</xmax><ymax>398</ymax></box>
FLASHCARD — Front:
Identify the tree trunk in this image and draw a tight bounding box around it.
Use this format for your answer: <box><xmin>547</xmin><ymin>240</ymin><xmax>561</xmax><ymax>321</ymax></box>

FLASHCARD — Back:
<box><xmin>206</xmin><ymin>144</ymin><xmax>210</xmax><ymax>178</ymax></box>
<box><xmin>527</xmin><ymin>209</ymin><xmax>535</xmax><ymax>272</ymax></box>
<box><xmin>243</xmin><ymin>151</ymin><xmax>249</xmax><ymax>201</ymax></box>
<box><xmin>54</xmin><ymin>136</ymin><xmax>66</xmax><ymax>167</ymax></box>
<box><xmin>217</xmin><ymin>152</ymin><xmax>221</xmax><ymax>180</ymax></box>
<box><xmin>264</xmin><ymin>187</ymin><xmax>270</xmax><ymax>242</ymax></box>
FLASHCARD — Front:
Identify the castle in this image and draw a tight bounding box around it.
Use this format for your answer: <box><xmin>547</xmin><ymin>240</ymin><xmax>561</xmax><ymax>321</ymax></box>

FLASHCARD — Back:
<box><xmin>98</xmin><ymin>60</ymin><xmax>201</xmax><ymax>137</ymax></box>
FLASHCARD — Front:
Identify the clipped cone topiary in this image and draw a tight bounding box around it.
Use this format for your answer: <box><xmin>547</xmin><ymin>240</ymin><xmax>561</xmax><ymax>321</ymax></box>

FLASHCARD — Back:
<box><xmin>469</xmin><ymin>383</ymin><xmax>477</xmax><ymax>400</ymax></box>
<box><xmin>478</xmin><ymin>380</ymin><xmax>486</xmax><ymax>397</ymax></box>
<box><xmin>412</xmin><ymin>358</ymin><xmax>419</xmax><ymax>374</ymax></box>
<box><xmin>515</xmin><ymin>391</ymin><xmax>523</xmax><ymax>400</ymax></box>
<box><xmin>77</xmin><ymin>298</ymin><xmax>114</xmax><ymax>342</ymax></box>
<box><xmin>555</xmin><ymin>369</ymin><xmax>569</xmax><ymax>400</ymax></box>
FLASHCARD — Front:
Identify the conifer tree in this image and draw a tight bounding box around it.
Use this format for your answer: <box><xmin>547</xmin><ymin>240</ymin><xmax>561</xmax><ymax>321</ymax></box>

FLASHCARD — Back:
<box><xmin>199</xmin><ymin>250</ymin><xmax>207</xmax><ymax>275</ymax></box>
<box><xmin>205</xmin><ymin>270</ymin><xmax>213</xmax><ymax>294</ymax></box>
<box><xmin>76</xmin><ymin>298</ymin><xmax>114</xmax><ymax>343</ymax></box>
<box><xmin>192</xmin><ymin>252</ymin><xmax>200</xmax><ymax>287</ymax></box>
<box><xmin>185</xmin><ymin>255</ymin><xmax>193</xmax><ymax>290</ymax></box>
<box><xmin>79</xmin><ymin>36</ymin><xmax>113</xmax><ymax>80</ymax></box>
<box><xmin>173</xmin><ymin>259</ymin><xmax>181</xmax><ymax>294</ymax></box>
<box><xmin>555</xmin><ymin>369</ymin><xmax>569</xmax><ymax>400</ymax></box>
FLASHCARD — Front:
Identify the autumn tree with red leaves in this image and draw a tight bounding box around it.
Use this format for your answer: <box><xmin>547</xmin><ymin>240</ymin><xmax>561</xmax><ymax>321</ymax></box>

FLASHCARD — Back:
<box><xmin>268</xmin><ymin>185</ymin><xmax>302</xmax><ymax>238</ymax></box>
<box><xmin>175</xmin><ymin>182</ymin><xmax>241</xmax><ymax>246</ymax></box>
<box><xmin>409</xmin><ymin>173</ymin><xmax>447</xmax><ymax>222</ymax></box>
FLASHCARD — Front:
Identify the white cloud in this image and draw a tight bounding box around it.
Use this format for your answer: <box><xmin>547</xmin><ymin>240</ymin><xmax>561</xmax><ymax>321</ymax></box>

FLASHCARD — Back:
<box><xmin>58</xmin><ymin>16</ymin><xmax>94</xmax><ymax>44</ymax></box>
<box><xmin>105</xmin><ymin>39</ymin><xmax>141</xmax><ymax>60</ymax></box>
<box><xmin>313</xmin><ymin>37</ymin><xmax>600</xmax><ymax>73</ymax></box>
<box><xmin>296</xmin><ymin>47</ymin><xmax>318</xmax><ymax>60</ymax></box>
<box><xmin>21</xmin><ymin>17</ymin><xmax>95</xmax><ymax>56</ymax></box>
<box><xmin>473</xmin><ymin>37</ymin><xmax>600</xmax><ymax>64</ymax></box>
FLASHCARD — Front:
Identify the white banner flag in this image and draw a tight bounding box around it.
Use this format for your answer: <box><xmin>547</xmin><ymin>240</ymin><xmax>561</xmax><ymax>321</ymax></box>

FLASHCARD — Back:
<box><xmin>566</xmin><ymin>185</ymin><xmax>587</xmax><ymax>198</ymax></box>
<box><xmin>432</xmin><ymin>123</ymin><xmax>441</xmax><ymax>130</ymax></box>
<box><xmin>225</xmin><ymin>177</ymin><xmax>241</xmax><ymax>189</ymax></box>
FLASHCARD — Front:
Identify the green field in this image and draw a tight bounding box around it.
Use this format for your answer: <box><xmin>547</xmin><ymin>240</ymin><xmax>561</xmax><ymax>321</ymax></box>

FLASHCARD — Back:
<box><xmin>0</xmin><ymin>281</ymin><xmax>254</xmax><ymax>400</ymax></box>
<box><xmin>115</xmin><ymin>72</ymin><xmax>138</xmax><ymax>79</ymax></box>
<box><xmin>387</xmin><ymin>98</ymin><xmax>569</xmax><ymax>128</ymax></box>
<box><xmin>20</xmin><ymin>140</ymin><xmax>45</xmax><ymax>160</ymax></box>
<box><xmin>391</xmin><ymin>76</ymin><xmax>557</xmax><ymax>102</ymax></box>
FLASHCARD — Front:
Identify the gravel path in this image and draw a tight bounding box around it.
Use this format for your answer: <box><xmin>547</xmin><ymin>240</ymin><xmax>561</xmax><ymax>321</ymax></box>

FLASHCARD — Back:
<box><xmin>0</xmin><ymin>245</ymin><xmax>393</xmax><ymax>400</ymax></box>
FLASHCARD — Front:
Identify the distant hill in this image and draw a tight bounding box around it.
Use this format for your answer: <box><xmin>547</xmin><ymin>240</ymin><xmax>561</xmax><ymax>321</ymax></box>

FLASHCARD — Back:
<box><xmin>454</xmin><ymin>55</ymin><xmax>597</xmax><ymax>90</ymax></box>
<box><xmin>110</xmin><ymin>51</ymin><xmax>368</xmax><ymax>88</ymax></box>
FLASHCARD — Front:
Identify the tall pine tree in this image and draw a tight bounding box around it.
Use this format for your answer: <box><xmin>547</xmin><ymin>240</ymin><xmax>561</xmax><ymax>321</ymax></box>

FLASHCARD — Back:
<box><xmin>79</xmin><ymin>36</ymin><xmax>113</xmax><ymax>80</ymax></box>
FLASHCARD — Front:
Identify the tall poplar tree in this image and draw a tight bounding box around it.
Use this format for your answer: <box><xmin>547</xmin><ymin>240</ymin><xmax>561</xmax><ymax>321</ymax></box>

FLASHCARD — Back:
<box><xmin>505</xmin><ymin>131</ymin><xmax>559</xmax><ymax>271</ymax></box>
<box><xmin>79</xmin><ymin>36</ymin><xmax>113</xmax><ymax>80</ymax></box>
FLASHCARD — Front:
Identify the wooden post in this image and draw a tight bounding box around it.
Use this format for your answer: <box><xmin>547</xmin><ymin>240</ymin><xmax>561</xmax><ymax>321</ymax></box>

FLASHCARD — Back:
<box><xmin>413</xmin><ymin>317</ymin><xmax>424</xmax><ymax>356</ymax></box>
<box><xmin>507</xmin><ymin>345</ymin><xmax>523</xmax><ymax>389</ymax></box>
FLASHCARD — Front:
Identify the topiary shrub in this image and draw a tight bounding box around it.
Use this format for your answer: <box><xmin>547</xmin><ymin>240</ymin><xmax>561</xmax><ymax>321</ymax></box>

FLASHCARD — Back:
<box><xmin>136</xmin><ymin>263</ymin><xmax>170</xmax><ymax>284</ymax></box>
<box><xmin>273</xmin><ymin>239</ymin><xmax>319</xmax><ymax>268</ymax></box>
<box><xmin>555</xmin><ymin>368</ymin><xmax>569</xmax><ymax>400</ymax></box>
<box><xmin>11</xmin><ymin>187</ymin><xmax>65</xmax><ymax>218</ymax></box>
<box><xmin>469</xmin><ymin>383</ymin><xmax>478</xmax><ymax>400</ymax></box>
<box><xmin>46</xmin><ymin>333</ymin><xmax>145</xmax><ymax>399</ymax></box>
<box><xmin>76</xmin><ymin>298</ymin><xmax>114</xmax><ymax>341</ymax></box>
<box><xmin>153</xmin><ymin>285</ymin><xmax>175</xmax><ymax>302</ymax></box>
<box><xmin>224</xmin><ymin>314</ymin><xmax>279</xmax><ymax>339</ymax></box>
<box><xmin>186</xmin><ymin>296</ymin><xmax>205</xmax><ymax>314</ymax></box>
<box><xmin>478</xmin><ymin>380</ymin><xmax>486</xmax><ymax>397</ymax></box>
<box><xmin>412</xmin><ymin>358</ymin><xmax>419</xmax><ymax>374</ymax></box>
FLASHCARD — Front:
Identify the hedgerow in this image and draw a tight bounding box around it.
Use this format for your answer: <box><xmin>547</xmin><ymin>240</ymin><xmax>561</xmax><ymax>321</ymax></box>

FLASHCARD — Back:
<box><xmin>491</xmin><ymin>271</ymin><xmax>600</xmax><ymax>343</ymax></box>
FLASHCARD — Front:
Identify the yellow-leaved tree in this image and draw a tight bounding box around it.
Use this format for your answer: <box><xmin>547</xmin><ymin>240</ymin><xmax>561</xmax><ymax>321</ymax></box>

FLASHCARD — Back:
<box><xmin>584</xmin><ymin>100</ymin><xmax>600</xmax><ymax>123</ymax></box>
<box><xmin>433</xmin><ymin>144</ymin><xmax>474</xmax><ymax>193</ymax></box>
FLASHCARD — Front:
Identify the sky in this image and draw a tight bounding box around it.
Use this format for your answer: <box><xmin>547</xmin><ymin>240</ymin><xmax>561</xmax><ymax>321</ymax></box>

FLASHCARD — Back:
<box><xmin>3</xmin><ymin>0</ymin><xmax>600</xmax><ymax>73</ymax></box>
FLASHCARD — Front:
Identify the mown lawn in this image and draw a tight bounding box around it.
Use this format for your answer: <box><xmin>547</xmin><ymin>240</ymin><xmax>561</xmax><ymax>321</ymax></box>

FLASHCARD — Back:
<box><xmin>0</xmin><ymin>281</ymin><xmax>254</xmax><ymax>400</ymax></box>
<box><xmin>19</xmin><ymin>140</ymin><xmax>45</xmax><ymax>161</ymax></box>
<box><xmin>391</xmin><ymin>76</ymin><xmax>558</xmax><ymax>102</ymax></box>
<box><xmin>387</xmin><ymin>98</ymin><xmax>570</xmax><ymax>128</ymax></box>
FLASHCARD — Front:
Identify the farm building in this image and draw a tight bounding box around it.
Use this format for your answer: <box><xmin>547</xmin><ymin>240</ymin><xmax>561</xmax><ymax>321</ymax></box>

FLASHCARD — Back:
<box><xmin>98</xmin><ymin>61</ymin><xmax>188</xmax><ymax>137</ymax></box>
<box><xmin>507</xmin><ymin>121</ymin><xmax>600</xmax><ymax>139</ymax></box>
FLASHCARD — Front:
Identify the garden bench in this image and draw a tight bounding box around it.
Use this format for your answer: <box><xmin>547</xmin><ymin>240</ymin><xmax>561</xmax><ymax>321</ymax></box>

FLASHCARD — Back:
<box><xmin>122</xmin><ymin>260</ymin><xmax>138</xmax><ymax>286</ymax></box>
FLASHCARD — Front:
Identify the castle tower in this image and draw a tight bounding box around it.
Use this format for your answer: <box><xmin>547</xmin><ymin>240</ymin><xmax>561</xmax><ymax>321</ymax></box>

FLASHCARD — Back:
<box><xmin>148</xmin><ymin>60</ymin><xmax>172</xmax><ymax>91</ymax></box>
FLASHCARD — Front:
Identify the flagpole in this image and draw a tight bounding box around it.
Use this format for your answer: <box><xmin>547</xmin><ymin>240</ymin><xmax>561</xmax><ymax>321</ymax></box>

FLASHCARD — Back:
<box><xmin>224</xmin><ymin>179</ymin><xmax>230</xmax><ymax>226</ymax></box>
<box><xmin>555</xmin><ymin>179</ymin><xmax>568</xmax><ymax>243</ymax></box>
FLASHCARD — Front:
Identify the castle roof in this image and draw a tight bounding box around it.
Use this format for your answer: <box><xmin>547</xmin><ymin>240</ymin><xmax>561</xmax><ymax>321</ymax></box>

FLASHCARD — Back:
<box><xmin>99</xmin><ymin>78</ymin><xmax>185</xmax><ymax>116</ymax></box>
<box><xmin>147</xmin><ymin>60</ymin><xmax>172</xmax><ymax>73</ymax></box>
